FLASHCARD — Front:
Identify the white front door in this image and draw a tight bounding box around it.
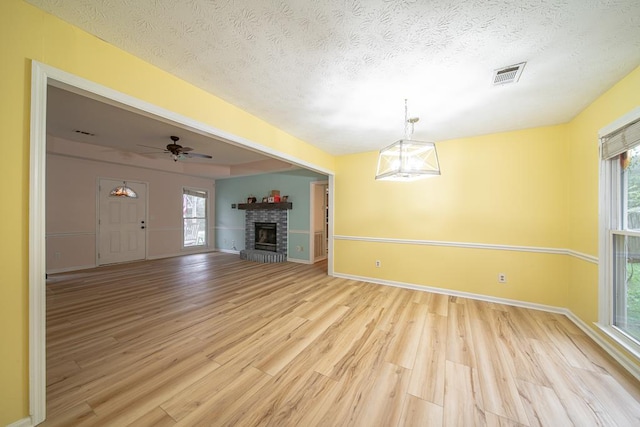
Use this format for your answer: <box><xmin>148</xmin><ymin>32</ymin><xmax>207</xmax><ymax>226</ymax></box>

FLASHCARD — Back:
<box><xmin>98</xmin><ymin>178</ymin><xmax>147</xmax><ymax>265</ymax></box>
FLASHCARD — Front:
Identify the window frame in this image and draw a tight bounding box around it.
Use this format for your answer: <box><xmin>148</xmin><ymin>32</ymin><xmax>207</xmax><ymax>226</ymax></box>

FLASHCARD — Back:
<box><xmin>598</xmin><ymin>108</ymin><xmax>640</xmax><ymax>359</ymax></box>
<box><xmin>182</xmin><ymin>187</ymin><xmax>209</xmax><ymax>249</ymax></box>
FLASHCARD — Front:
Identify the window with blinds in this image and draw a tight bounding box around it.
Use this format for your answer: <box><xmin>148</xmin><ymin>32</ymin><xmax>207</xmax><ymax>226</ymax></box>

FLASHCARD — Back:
<box><xmin>600</xmin><ymin>108</ymin><xmax>640</xmax><ymax>353</ymax></box>
<box><xmin>601</xmin><ymin>117</ymin><xmax>640</xmax><ymax>160</ymax></box>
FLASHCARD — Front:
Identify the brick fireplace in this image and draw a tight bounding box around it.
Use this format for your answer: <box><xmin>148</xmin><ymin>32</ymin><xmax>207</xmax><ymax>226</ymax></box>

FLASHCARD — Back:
<box><xmin>238</xmin><ymin>202</ymin><xmax>291</xmax><ymax>263</ymax></box>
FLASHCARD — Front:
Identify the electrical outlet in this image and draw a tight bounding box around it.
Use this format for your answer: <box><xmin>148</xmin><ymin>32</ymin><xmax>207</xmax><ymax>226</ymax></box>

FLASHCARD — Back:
<box><xmin>498</xmin><ymin>273</ymin><xmax>507</xmax><ymax>283</ymax></box>
<box><xmin>375</xmin><ymin>260</ymin><xmax>381</xmax><ymax>268</ymax></box>
<box><xmin>296</xmin><ymin>245</ymin><xmax>304</xmax><ymax>252</ymax></box>
<box><xmin>54</xmin><ymin>252</ymin><xmax>61</xmax><ymax>260</ymax></box>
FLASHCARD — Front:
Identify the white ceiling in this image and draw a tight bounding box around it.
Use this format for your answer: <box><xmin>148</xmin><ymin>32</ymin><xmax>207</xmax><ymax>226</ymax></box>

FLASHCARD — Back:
<box><xmin>28</xmin><ymin>0</ymin><xmax>640</xmax><ymax>156</ymax></box>
<box><xmin>46</xmin><ymin>86</ymin><xmax>308</xmax><ymax>178</ymax></box>
<box><xmin>47</xmin><ymin>85</ymin><xmax>270</xmax><ymax>165</ymax></box>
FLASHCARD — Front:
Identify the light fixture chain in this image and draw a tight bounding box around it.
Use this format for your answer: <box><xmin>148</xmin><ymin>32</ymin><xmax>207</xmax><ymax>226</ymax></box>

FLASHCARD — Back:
<box><xmin>404</xmin><ymin>99</ymin><xmax>409</xmax><ymax>139</ymax></box>
<box><xmin>375</xmin><ymin>98</ymin><xmax>440</xmax><ymax>180</ymax></box>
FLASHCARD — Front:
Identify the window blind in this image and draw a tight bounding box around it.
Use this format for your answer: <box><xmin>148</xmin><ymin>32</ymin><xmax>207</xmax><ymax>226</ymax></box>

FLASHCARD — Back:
<box><xmin>183</xmin><ymin>189</ymin><xmax>207</xmax><ymax>198</ymax></box>
<box><xmin>601</xmin><ymin>117</ymin><xmax>640</xmax><ymax>159</ymax></box>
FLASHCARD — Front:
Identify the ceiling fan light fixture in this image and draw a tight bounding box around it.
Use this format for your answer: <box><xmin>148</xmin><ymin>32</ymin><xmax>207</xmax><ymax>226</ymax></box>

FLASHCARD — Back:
<box><xmin>138</xmin><ymin>136</ymin><xmax>213</xmax><ymax>162</ymax></box>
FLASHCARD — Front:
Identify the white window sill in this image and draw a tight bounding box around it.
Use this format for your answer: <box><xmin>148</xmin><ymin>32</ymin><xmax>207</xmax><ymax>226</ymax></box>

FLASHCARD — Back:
<box><xmin>595</xmin><ymin>323</ymin><xmax>640</xmax><ymax>361</ymax></box>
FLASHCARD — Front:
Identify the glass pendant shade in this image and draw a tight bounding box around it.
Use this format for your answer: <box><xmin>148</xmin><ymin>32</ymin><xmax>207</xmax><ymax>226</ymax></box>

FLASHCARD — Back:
<box><xmin>375</xmin><ymin>99</ymin><xmax>441</xmax><ymax>181</ymax></box>
<box><xmin>375</xmin><ymin>139</ymin><xmax>440</xmax><ymax>181</ymax></box>
<box><xmin>109</xmin><ymin>182</ymin><xmax>138</xmax><ymax>198</ymax></box>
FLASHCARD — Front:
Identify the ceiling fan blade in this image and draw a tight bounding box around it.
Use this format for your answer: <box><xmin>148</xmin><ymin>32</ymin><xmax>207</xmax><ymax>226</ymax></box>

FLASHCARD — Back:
<box><xmin>185</xmin><ymin>152</ymin><xmax>213</xmax><ymax>159</ymax></box>
<box><xmin>138</xmin><ymin>140</ymin><xmax>210</xmax><ymax>161</ymax></box>
<box><xmin>136</xmin><ymin>144</ymin><xmax>164</xmax><ymax>151</ymax></box>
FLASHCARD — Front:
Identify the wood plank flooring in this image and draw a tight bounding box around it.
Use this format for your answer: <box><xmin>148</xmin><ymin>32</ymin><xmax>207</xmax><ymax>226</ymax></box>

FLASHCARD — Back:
<box><xmin>44</xmin><ymin>252</ymin><xmax>640</xmax><ymax>426</ymax></box>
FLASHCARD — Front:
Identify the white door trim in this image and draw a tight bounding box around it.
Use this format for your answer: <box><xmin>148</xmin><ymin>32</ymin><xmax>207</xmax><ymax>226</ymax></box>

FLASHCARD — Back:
<box><xmin>28</xmin><ymin>61</ymin><xmax>48</xmax><ymax>427</ymax></box>
<box><xmin>309</xmin><ymin>180</ymin><xmax>328</xmax><ymax>262</ymax></box>
<box><xmin>29</xmin><ymin>60</ymin><xmax>335</xmax><ymax>425</ymax></box>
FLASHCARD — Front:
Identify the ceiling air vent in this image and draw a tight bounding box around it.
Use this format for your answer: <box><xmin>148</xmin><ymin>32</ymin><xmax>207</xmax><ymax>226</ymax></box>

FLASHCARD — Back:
<box><xmin>492</xmin><ymin>62</ymin><xmax>526</xmax><ymax>85</ymax></box>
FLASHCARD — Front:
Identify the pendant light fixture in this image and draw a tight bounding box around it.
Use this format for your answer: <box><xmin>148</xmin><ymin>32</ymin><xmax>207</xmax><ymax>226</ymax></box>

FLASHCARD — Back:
<box><xmin>375</xmin><ymin>99</ymin><xmax>441</xmax><ymax>181</ymax></box>
<box><xmin>109</xmin><ymin>181</ymin><xmax>138</xmax><ymax>198</ymax></box>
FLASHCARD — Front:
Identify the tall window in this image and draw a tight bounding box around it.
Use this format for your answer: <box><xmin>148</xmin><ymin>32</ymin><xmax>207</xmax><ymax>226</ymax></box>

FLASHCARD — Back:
<box><xmin>600</xmin><ymin>111</ymin><xmax>640</xmax><ymax>356</ymax></box>
<box><xmin>183</xmin><ymin>188</ymin><xmax>207</xmax><ymax>248</ymax></box>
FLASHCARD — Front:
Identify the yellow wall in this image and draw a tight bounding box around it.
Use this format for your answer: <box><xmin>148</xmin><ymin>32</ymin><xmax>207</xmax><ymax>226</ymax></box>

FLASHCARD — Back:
<box><xmin>335</xmin><ymin>125</ymin><xmax>570</xmax><ymax>307</ymax></box>
<box><xmin>334</xmin><ymin>240</ymin><xmax>569</xmax><ymax>306</ymax></box>
<box><xmin>0</xmin><ymin>0</ymin><xmax>334</xmax><ymax>424</ymax></box>
<box><xmin>336</xmin><ymin>126</ymin><xmax>569</xmax><ymax>246</ymax></box>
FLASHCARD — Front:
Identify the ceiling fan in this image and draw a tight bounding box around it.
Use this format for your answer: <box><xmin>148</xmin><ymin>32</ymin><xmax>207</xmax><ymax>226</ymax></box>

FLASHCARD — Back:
<box><xmin>138</xmin><ymin>136</ymin><xmax>213</xmax><ymax>162</ymax></box>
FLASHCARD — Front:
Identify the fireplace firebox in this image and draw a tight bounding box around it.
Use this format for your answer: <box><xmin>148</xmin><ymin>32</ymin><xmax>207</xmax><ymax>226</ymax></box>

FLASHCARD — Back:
<box><xmin>254</xmin><ymin>222</ymin><xmax>277</xmax><ymax>252</ymax></box>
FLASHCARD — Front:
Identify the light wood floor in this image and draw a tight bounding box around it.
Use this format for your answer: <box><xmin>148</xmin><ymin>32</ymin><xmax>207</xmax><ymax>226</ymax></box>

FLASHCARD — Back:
<box><xmin>44</xmin><ymin>252</ymin><xmax>640</xmax><ymax>426</ymax></box>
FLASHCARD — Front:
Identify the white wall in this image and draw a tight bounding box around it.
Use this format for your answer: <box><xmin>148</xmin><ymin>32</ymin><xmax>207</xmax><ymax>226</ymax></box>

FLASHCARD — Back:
<box><xmin>46</xmin><ymin>144</ymin><xmax>215</xmax><ymax>273</ymax></box>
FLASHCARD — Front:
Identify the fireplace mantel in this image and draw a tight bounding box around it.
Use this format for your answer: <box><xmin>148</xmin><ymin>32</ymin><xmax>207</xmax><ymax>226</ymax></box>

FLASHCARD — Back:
<box><xmin>238</xmin><ymin>202</ymin><xmax>292</xmax><ymax>210</ymax></box>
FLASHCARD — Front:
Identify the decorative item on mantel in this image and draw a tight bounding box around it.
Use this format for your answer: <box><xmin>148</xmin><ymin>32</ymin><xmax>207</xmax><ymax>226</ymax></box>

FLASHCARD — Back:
<box><xmin>269</xmin><ymin>190</ymin><xmax>281</xmax><ymax>203</ymax></box>
<box><xmin>237</xmin><ymin>190</ymin><xmax>291</xmax><ymax>210</ymax></box>
<box><xmin>237</xmin><ymin>200</ymin><xmax>292</xmax><ymax>210</ymax></box>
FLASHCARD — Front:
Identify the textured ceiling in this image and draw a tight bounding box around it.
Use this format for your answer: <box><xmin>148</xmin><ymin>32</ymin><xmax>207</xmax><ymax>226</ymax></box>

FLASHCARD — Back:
<box><xmin>27</xmin><ymin>0</ymin><xmax>640</xmax><ymax>155</ymax></box>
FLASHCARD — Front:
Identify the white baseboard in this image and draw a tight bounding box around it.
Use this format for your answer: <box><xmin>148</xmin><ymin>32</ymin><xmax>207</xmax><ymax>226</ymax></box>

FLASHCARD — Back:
<box><xmin>333</xmin><ymin>272</ymin><xmax>640</xmax><ymax>381</ymax></box>
<box><xmin>333</xmin><ymin>272</ymin><xmax>566</xmax><ymax>315</ymax></box>
<box><xmin>563</xmin><ymin>311</ymin><xmax>640</xmax><ymax>382</ymax></box>
<box><xmin>146</xmin><ymin>249</ymin><xmax>217</xmax><ymax>260</ymax></box>
<box><xmin>287</xmin><ymin>257</ymin><xmax>312</xmax><ymax>264</ymax></box>
<box><xmin>217</xmin><ymin>248</ymin><xmax>240</xmax><ymax>254</ymax></box>
<box><xmin>7</xmin><ymin>417</ymin><xmax>33</xmax><ymax>427</ymax></box>
<box><xmin>46</xmin><ymin>250</ymin><xmax>308</xmax><ymax>272</ymax></box>
<box><xmin>48</xmin><ymin>251</ymin><xmax>221</xmax><ymax>274</ymax></box>
<box><xmin>46</xmin><ymin>264</ymin><xmax>96</xmax><ymax>274</ymax></box>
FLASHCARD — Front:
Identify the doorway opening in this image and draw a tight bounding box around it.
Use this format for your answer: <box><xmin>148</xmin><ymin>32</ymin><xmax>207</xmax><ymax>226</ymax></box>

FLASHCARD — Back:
<box><xmin>29</xmin><ymin>61</ymin><xmax>334</xmax><ymax>424</ymax></box>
